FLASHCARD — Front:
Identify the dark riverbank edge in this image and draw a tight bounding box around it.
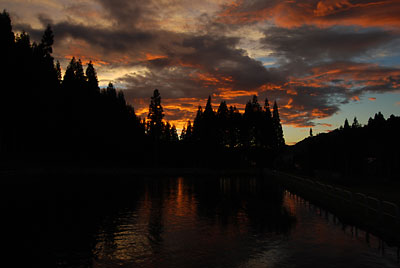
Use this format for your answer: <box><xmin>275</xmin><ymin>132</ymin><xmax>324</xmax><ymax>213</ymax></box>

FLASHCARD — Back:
<box><xmin>0</xmin><ymin>167</ymin><xmax>265</xmax><ymax>176</ymax></box>
<box><xmin>0</xmin><ymin>167</ymin><xmax>264</xmax><ymax>183</ymax></box>
<box><xmin>268</xmin><ymin>170</ymin><xmax>400</xmax><ymax>248</ymax></box>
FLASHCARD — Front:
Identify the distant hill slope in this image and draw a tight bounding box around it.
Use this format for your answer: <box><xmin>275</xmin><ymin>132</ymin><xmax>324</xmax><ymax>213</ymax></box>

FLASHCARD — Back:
<box><xmin>287</xmin><ymin>113</ymin><xmax>400</xmax><ymax>181</ymax></box>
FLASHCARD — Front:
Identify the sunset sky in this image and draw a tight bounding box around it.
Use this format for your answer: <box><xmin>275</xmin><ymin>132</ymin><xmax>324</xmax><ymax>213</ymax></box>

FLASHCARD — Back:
<box><xmin>2</xmin><ymin>0</ymin><xmax>400</xmax><ymax>144</ymax></box>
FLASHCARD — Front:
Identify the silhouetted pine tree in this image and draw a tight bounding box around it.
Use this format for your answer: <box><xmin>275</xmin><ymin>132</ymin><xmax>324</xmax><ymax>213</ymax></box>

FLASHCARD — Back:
<box><xmin>344</xmin><ymin>118</ymin><xmax>350</xmax><ymax>130</ymax></box>
<box><xmin>147</xmin><ymin>89</ymin><xmax>164</xmax><ymax>141</ymax></box>
<box><xmin>180</xmin><ymin>126</ymin><xmax>186</xmax><ymax>140</ymax></box>
<box><xmin>262</xmin><ymin>97</ymin><xmax>274</xmax><ymax>149</ymax></box>
<box><xmin>352</xmin><ymin>117</ymin><xmax>361</xmax><ymax>128</ymax></box>
<box><xmin>170</xmin><ymin>125</ymin><xmax>179</xmax><ymax>142</ymax></box>
<box><xmin>0</xmin><ymin>10</ymin><xmax>15</xmax><ymax>155</ymax></box>
<box><xmin>192</xmin><ymin>106</ymin><xmax>203</xmax><ymax>142</ymax></box>
<box><xmin>217</xmin><ymin>101</ymin><xmax>229</xmax><ymax>147</ymax></box>
<box><xmin>204</xmin><ymin>96</ymin><xmax>212</xmax><ymax>115</ymax></box>
<box><xmin>272</xmin><ymin>101</ymin><xmax>285</xmax><ymax>148</ymax></box>
<box><xmin>186</xmin><ymin>121</ymin><xmax>193</xmax><ymax>140</ymax></box>
<box><xmin>55</xmin><ymin>60</ymin><xmax>62</xmax><ymax>83</ymax></box>
<box><xmin>86</xmin><ymin>61</ymin><xmax>99</xmax><ymax>93</ymax></box>
<box><xmin>227</xmin><ymin>106</ymin><xmax>241</xmax><ymax>148</ymax></box>
<box><xmin>243</xmin><ymin>95</ymin><xmax>262</xmax><ymax>148</ymax></box>
<box><xmin>40</xmin><ymin>24</ymin><xmax>54</xmax><ymax>56</ymax></box>
<box><xmin>0</xmin><ymin>10</ymin><xmax>14</xmax><ymax>50</ymax></box>
<box><xmin>181</xmin><ymin>120</ymin><xmax>193</xmax><ymax>141</ymax></box>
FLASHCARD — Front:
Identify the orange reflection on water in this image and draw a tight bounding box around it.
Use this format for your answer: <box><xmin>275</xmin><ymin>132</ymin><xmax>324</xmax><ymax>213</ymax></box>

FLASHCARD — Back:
<box><xmin>283</xmin><ymin>191</ymin><xmax>297</xmax><ymax>216</ymax></box>
<box><xmin>167</xmin><ymin>177</ymin><xmax>197</xmax><ymax>218</ymax></box>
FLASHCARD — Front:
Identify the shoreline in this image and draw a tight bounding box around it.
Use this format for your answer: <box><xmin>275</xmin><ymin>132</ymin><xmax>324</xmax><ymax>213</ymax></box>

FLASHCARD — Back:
<box><xmin>269</xmin><ymin>170</ymin><xmax>400</xmax><ymax>247</ymax></box>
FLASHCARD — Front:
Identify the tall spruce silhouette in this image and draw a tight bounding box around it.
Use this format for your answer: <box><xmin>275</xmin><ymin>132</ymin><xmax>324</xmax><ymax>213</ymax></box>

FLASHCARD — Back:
<box><xmin>263</xmin><ymin>97</ymin><xmax>274</xmax><ymax>149</ymax></box>
<box><xmin>344</xmin><ymin>118</ymin><xmax>350</xmax><ymax>130</ymax></box>
<box><xmin>217</xmin><ymin>101</ymin><xmax>229</xmax><ymax>147</ymax></box>
<box><xmin>352</xmin><ymin>117</ymin><xmax>361</xmax><ymax>128</ymax></box>
<box><xmin>201</xmin><ymin>96</ymin><xmax>216</xmax><ymax>147</ymax></box>
<box><xmin>147</xmin><ymin>89</ymin><xmax>164</xmax><ymax>140</ymax></box>
<box><xmin>147</xmin><ymin>89</ymin><xmax>164</xmax><ymax>165</ymax></box>
<box><xmin>272</xmin><ymin>101</ymin><xmax>285</xmax><ymax>148</ymax></box>
<box><xmin>86</xmin><ymin>61</ymin><xmax>99</xmax><ymax>93</ymax></box>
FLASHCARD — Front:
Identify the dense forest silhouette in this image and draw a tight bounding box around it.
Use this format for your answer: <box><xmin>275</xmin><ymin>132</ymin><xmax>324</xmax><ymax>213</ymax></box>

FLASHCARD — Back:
<box><xmin>288</xmin><ymin>113</ymin><xmax>400</xmax><ymax>182</ymax></box>
<box><xmin>0</xmin><ymin>11</ymin><xmax>285</xmax><ymax>168</ymax></box>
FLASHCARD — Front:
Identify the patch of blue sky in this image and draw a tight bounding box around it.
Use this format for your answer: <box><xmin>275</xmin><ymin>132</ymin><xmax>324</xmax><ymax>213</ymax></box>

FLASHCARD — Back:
<box><xmin>355</xmin><ymin>39</ymin><xmax>400</xmax><ymax>67</ymax></box>
<box><xmin>257</xmin><ymin>56</ymin><xmax>278</xmax><ymax>67</ymax></box>
<box><xmin>361</xmin><ymin>54</ymin><xmax>400</xmax><ymax>67</ymax></box>
<box><xmin>316</xmin><ymin>92</ymin><xmax>400</xmax><ymax>130</ymax></box>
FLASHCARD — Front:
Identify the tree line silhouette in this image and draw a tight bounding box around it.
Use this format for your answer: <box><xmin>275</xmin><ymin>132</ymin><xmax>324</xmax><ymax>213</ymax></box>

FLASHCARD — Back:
<box><xmin>0</xmin><ymin>11</ymin><xmax>285</xmax><ymax>168</ymax></box>
<box><xmin>178</xmin><ymin>95</ymin><xmax>285</xmax><ymax>167</ymax></box>
<box><xmin>289</xmin><ymin>113</ymin><xmax>400</xmax><ymax>182</ymax></box>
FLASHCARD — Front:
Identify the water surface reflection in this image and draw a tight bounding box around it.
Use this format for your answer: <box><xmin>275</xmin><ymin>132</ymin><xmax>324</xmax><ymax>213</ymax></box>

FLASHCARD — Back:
<box><xmin>1</xmin><ymin>176</ymin><xmax>398</xmax><ymax>267</ymax></box>
<box><xmin>92</xmin><ymin>177</ymin><xmax>295</xmax><ymax>267</ymax></box>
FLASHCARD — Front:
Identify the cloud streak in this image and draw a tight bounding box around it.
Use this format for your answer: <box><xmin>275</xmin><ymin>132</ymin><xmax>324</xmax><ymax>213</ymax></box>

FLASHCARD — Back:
<box><xmin>217</xmin><ymin>0</ymin><xmax>400</xmax><ymax>28</ymax></box>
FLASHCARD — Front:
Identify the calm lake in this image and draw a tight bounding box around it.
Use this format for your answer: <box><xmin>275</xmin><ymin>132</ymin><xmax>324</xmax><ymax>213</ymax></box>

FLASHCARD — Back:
<box><xmin>1</xmin><ymin>176</ymin><xmax>399</xmax><ymax>267</ymax></box>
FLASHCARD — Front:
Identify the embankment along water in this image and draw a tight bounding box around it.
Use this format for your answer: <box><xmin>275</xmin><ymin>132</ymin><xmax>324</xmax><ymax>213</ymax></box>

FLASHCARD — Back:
<box><xmin>268</xmin><ymin>170</ymin><xmax>400</xmax><ymax>248</ymax></box>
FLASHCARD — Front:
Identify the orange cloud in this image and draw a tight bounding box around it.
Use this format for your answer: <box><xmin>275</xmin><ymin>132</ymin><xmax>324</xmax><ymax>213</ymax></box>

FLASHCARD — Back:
<box><xmin>217</xmin><ymin>0</ymin><xmax>400</xmax><ymax>28</ymax></box>
<box><xmin>286</xmin><ymin>89</ymin><xmax>298</xmax><ymax>95</ymax></box>
<box><xmin>176</xmin><ymin>60</ymin><xmax>202</xmax><ymax>69</ymax></box>
<box><xmin>144</xmin><ymin>53</ymin><xmax>168</xmax><ymax>61</ymax></box>
<box><xmin>290</xmin><ymin>62</ymin><xmax>400</xmax><ymax>91</ymax></box>
<box><xmin>283</xmin><ymin>98</ymin><xmax>294</xmax><ymax>109</ymax></box>
<box><xmin>193</xmin><ymin>72</ymin><xmax>234</xmax><ymax>85</ymax></box>
<box><xmin>311</xmin><ymin>108</ymin><xmax>331</xmax><ymax>118</ymax></box>
<box><xmin>216</xmin><ymin>87</ymin><xmax>258</xmax><ymax>100</ymax></box>
<box><xmin>61</xmin><ymin>40</ymin><xmax>133</xmax><ymax>66</ymax></box>
<box><xmin>279</xmin><ymin>110</ymin><xmax>314</xmax><ymax>127</ymax></box>
<box><xmin>258</xmin><ymin>83</ymin><xmax>286</xmax><ymax>91</ymax></box>
<box><xmin>217</xmin><ymin>0</ymin><xmax>272</xmax><ymax>24</ymax></box>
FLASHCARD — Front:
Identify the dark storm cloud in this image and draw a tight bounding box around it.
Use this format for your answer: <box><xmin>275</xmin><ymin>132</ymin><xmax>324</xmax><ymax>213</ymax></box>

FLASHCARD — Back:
<box><xmin>262</xmin><ymin>26</ymin><xmax>397</xmax><ymax>63</ymax></box>
<box><xmin>37</xmin><ymin>13</ymin><xmax>53</xmax><ymax>27</ymax></box>
<box><xmin>95</xmin><ymin>0</ymin><xmax>149</xmax><ymax>27</ymax></box>
<box><xmin>119</xmin><ymin>66</ymin><xmax>204</xmax><ymax>100</ymax></box>
<box><xmin>13</xmin><ymin>20</ymin><xmax>154</xmax><ymax>56</ymax></box>
<box><xmin>53</xmin><ymin>22</ymin><xmax>153</xmax><ymax>52</ymax></box>
<box><xmin>13</xmin><ymin>22</ymin><xmax>43</xmax><ymax>40</ymax></box>
<box><xmin>176</xmin><ymin>35</ymin><xmax>282</xmax><ymax>88</ymax></box>
<box><xmin>116</xmin><ymin>33</ymin><xmax>282</xmax><ymax>101</ymax></box>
